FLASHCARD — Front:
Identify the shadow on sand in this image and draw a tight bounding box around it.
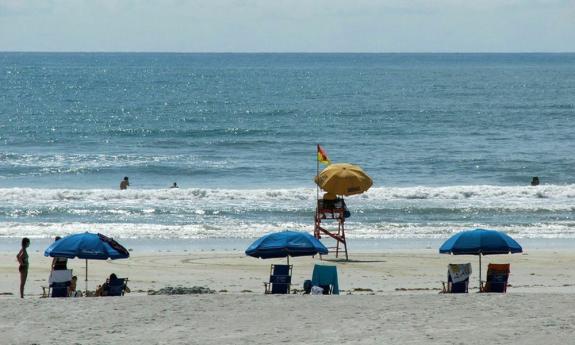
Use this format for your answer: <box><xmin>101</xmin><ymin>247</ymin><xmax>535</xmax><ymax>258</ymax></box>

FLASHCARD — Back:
<box><xmin>319</xmin><ymin>258</ymin><xmax>386</xmax><ymax>264</ymax></box>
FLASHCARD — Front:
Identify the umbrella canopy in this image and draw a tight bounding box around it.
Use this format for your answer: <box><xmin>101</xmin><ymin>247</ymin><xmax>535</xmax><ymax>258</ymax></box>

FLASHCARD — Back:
<box><xmin>439</xmin><ymin>228</ymin><xmax>522</xmax><ymax>255</ymax></box>
<box><xmin>246</xmin><ymin>231</ymin><xmax>328</xmax><ymax>260</ymax></box>
<box><xmin>314</xmin><ymin>163</ymin><xmax>372</xmax><ymax>196</ymax></box>
<box><xmin>45</xmin><ymin>232</ymin><xmax>130</xmax><ymax>260</ymax></box>
<box><xmin>45</xmin><ymin>232</ymin><xmax>129</xmax><ymax>294</ymax></box>
<box><xmin>439</xmin><ymin>228</ymin><xmax>522</xmax><ymax>289</ymax></box>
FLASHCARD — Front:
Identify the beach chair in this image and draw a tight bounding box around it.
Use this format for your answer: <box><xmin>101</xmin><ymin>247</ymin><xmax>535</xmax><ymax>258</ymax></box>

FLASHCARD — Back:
<box><xmin>105</xmin><ymin>277</ymin><xmax>129</xmax><ymax>296</ymax></box>
<box><xmin>311</xmin><ymin>264</ymin><xmax>339</xmax><ymax>295</ymax></box>
<box><xmin>264</xmin><ymin>264</ymin><xmax>292</xmax><ymax>294</ymax></box>
<box><xmin>42</xmin><ymin>269</ymin><xmax>72</xmax><ymax>298</ymax></box>
<box><xmin>481</xmin><ymin>263</ymin><xmax>510</xmax><ymax>293</ymax></box>
<box><xmin>317</xmin><ymin>198</ymin><xmax>351</xmax><ymax>219</ymax></box>
<box><xmin>442</xmin><ymin>263</ymin><xmax>471</xmax><ymax>293</ymax></box>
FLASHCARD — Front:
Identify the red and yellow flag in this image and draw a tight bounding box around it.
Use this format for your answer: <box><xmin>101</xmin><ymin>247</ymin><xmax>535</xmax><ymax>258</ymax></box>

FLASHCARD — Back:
<box><xmin>317</xmin><ymin>144</ymin><xmax>331</xmax><ymax>165</ymax></box>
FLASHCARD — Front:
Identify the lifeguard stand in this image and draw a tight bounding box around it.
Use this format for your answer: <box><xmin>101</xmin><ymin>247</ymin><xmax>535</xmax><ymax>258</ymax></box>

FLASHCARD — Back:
<box><xmin>314</xmin><ymin>198</ymin><xmax>348</xmax><ymax>260</ymax></box>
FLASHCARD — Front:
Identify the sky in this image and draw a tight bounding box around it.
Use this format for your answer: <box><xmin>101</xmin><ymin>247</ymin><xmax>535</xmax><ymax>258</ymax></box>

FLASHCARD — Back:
<box><xmin>0</xmin><ymin>0</ymin><xmax>574</xmax><ymax>52</ymax></box>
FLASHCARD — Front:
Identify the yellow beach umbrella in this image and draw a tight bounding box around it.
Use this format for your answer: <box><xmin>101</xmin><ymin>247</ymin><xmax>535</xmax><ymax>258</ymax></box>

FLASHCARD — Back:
<box><xmin>314</xmin><ymin>163</ymin><xmax>373</xmax><ymax>196</ymax></box>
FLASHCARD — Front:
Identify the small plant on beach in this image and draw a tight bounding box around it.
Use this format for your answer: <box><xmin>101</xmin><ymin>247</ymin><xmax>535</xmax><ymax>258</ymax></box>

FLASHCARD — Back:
<box><xmin>353</xmin><ymin>287</ymin><xmax>373</xmax><ymax>292</ymax></box>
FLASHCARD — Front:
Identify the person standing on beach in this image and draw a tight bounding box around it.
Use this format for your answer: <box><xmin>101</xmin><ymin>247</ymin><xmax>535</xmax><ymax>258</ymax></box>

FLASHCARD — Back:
<box><xmin>120</xmin><ymin>176</ymin><xmax>130</xmax><ymax>190</ymax></box>
<box><xmin>17</xmin><ymin>238</ymin><xmax>30</xmax><ymax>298</ymax></box>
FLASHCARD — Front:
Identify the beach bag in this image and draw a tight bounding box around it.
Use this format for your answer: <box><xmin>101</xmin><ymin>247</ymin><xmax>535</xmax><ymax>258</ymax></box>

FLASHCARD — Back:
<box><xmin>310</xmin><ymin>286</ymin><xmax>324</xmax><ymax>295</ymax></box>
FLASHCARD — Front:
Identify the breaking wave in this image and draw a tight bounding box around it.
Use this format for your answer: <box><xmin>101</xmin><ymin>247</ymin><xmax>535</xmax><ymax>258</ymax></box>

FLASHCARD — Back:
<box><xmin>0</xmin><ymin>185</ymin><xmax>574</xmax><ymax>239</ymax></box>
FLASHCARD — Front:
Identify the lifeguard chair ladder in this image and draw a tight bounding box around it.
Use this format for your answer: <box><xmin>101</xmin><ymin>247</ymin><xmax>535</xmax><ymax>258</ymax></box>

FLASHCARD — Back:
<box><xmin>314</xmin><ymin>199</ymin><xmax>348</xmax><ymax>260</ymax></box>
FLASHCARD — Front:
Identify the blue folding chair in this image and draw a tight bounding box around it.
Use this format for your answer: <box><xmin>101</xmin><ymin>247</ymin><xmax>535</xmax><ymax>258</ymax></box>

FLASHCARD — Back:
<box><xmin>264</xmin><ymin>264</ymin><xmax>292</xmax><ymax>294</ymax></box>
<box><xmin>42</xmin><ymin>269</ymin><xmax>72</xmax><ymax>298</ymax></box>
<box><xmin>311</xmin><ymin>264</ymin><xmax>339</xmax><ymax>295</ymax></box>
<box><xmin>106</xmin><ymin>278</ymin><xmax>129</xmax><ymax>296</ymax></box>
<box><xmin>442</xmin><ymin>263</ymin><xmax>471</xmax><ymax>293</ymax></box>
<box><xmin>50</xmin><ymin>281</ymin><xmax>71</xmax><ymax>297</ymax></box>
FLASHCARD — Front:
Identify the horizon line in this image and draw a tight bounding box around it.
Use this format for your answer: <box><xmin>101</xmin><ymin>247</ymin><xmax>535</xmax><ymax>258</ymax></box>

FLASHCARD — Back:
<box><xmin>1</xmin><ymin>50</ymin><xmax>575</xmax><ymax>54</ymax></box>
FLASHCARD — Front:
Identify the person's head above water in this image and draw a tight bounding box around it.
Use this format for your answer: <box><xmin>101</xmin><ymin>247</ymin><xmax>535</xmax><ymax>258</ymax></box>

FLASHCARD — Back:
<box><xmin>120</xmin><ymin>176</ymin><xmax>130</xmax><ymax>189</ymax></box>
<box><xmin>531</xmin><ymin>176</ymin><xmax>540</xmax><ymax>186</ymax></box>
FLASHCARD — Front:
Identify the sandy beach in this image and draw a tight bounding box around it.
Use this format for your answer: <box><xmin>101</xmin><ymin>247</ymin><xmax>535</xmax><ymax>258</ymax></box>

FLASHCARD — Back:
<box><xmin>2</xmin><ymin>249</ymin><xmax>575</xmax><ymax>344</ymax></box>
<box><xmin>3</xmin><ymin>293</ymin><xmax>575</xmax><ymax>345</ymax></box>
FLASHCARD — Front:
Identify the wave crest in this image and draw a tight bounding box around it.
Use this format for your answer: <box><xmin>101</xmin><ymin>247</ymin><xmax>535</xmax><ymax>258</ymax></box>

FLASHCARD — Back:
<box><xmin>0</xmin><ymin>185</ymin><xmax>573</xmax><ymax>210</ymax></box>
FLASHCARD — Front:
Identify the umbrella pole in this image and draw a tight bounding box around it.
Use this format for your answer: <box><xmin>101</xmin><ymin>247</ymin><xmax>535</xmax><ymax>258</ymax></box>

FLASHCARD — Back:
<box><xmin>85</xmin><ymin>259</ymin><xmax>88</xmax><ymax>295</ymax></box>
<box><xmin>479</xmin><ymin>254</ymin><xmax>482</xmax><ymax>292</ymax></box>
<box><xmin>287</xmin><ymin>256</ymin><xmax>289</xmax><ymax>266</ymax></box>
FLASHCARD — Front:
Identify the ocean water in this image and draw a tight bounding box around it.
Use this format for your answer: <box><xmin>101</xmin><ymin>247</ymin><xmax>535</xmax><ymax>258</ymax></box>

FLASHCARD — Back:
<box><xmin>1</xmin><ymin>53</ymin><xmax>574</xmax><ymax>242</ymax></box>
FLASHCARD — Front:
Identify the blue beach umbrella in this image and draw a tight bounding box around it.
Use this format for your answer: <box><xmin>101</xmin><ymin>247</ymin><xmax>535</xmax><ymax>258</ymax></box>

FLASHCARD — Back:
<box><xmin>439</xmin><ymin>228</ymin><xmax>522</xmax><ymax>287</ymax></box>
<box><xmin>45</xmin><ymin>232</ymin><xmax>130</xmax><ymax>293</ymax></box>
<box><xmin>245</xmin><ymin>230</ymin><xmax>328</xmax><ymax>264</ymax></box>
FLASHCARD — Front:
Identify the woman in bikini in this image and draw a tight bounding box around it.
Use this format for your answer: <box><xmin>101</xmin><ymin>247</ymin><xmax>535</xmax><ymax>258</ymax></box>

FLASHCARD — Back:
<box><xmin>17</xmin><ymin>238</ymin><xmax>30</xmax><ymax>298</ymax></box>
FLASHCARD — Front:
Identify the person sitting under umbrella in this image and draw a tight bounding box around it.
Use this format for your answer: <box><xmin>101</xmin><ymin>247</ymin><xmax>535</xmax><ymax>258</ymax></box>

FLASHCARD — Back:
<box><xmin>96</xmin><ymin>273</ymin><xmax>130</xmax><ymax>296</ymax></box>
<box><xmin>51</xmin><ymin>236</ymin><xmax>68</xmax><ymax>271</ymax></box>
<box><xmin>68</xmin><ymin>276</ymin><xmax>82</xmax><ymax>297</ymax></box>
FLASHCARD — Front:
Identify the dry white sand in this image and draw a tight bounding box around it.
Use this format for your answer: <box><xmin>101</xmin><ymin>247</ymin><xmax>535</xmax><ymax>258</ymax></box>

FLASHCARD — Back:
<box><xmin>4</xmin><ymin>293</ymin><xmax>575</xmax><ymax>345</ymax></box>
<box><xmin>1</xmin><ymin>249</ymin><xmax>575</xmax><ymax>344</ymax></box>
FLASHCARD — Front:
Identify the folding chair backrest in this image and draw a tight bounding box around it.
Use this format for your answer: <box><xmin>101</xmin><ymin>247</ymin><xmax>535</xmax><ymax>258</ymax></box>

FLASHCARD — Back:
<box><xmin>269</xmin><ymin>265</ymin><xmax>292</xmax><ymax>294</ymax></box>
<box><xmin>311</xmin><ymin>264</ymin><xmax>339</xmax><ymax>295</ymax></box>
<box><xmin>484</xmin><ymin>264</ymin><xmax>510</xmax><ymax>293</ymax></box>
<box><xmin>49</xmin><ymin>269</ymin><xmax>73</xmax><ymax>284</ymax></box>
<box><xmin>447</xmin><ymin>263</ymin><xmax>471</xmax><ymax>293</ymax></box>
<box><xmin>49</xmin><ymin>269</ymin><xmax>73</xmax><ymax>297</ymax></box>
<box><xmin>106</xmin><ymin>278</ymin><xmax>127</xmax><ymax>296</ymax></box>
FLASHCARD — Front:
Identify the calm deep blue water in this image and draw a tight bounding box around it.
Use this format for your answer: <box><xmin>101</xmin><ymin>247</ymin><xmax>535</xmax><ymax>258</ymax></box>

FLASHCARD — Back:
<box><xmin>1</xmin><ymin>53</ymin><xmax>574</xmax><ymax>241</ymax></box>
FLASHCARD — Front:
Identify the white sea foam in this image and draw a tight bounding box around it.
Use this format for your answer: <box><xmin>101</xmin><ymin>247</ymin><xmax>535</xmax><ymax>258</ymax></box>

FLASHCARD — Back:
<box><xmin>0</xmin><ymin>185</ymin><xmax>573</xmax><ymax>239</ymax></box>
<box><xmin>1</xmin><ymin>221</ymin><xmax>574</xmax><ymax>240</ymax></box>
<box><xmin>0</xmin><ymin>185</ymin><xmax>574</xmax><ymax>209</ymax></box>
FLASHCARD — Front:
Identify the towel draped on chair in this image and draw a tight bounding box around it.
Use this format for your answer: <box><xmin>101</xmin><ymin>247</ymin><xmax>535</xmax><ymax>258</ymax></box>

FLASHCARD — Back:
<box><xmin>311</xmin><ymin>264</ymin><xmax>339</xmax><ymax>295</ymax></box>
<box><xmin>448</xmin><ymin>263</ymin><xmax>472</xmax><ymax>283</ymax></box>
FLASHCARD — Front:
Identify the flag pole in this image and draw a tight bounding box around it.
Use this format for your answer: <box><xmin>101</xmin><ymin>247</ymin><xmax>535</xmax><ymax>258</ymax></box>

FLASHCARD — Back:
<box><xmin>316</xmin><ymin>144</ymin><xmax>320</xmax><ymax>202</ymax></box>
<box><xmin>316</xmin><ymin>144</ymin><xmax>320</xmax><ymax>260</ymax></box>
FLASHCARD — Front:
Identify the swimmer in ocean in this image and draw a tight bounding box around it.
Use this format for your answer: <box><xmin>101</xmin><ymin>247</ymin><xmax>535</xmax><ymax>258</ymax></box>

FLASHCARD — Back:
<box><xmin>120</xmin><ymin>176</ymin><xmax>130</xmax><ymax>190</ymax></box>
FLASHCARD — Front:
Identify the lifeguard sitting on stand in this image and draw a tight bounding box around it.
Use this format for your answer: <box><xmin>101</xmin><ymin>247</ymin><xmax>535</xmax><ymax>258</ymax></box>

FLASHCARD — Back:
<box><xmin>318</xmin><ymin>192</ymin><xmax>350</xmax><ymax>219</ymax></box>
<box><xmin>314</xmin><ymin>193</ymin><xmax>349</xmax><ymax>259</ymax></box>
<box><xmin>314</xmin><ymin>160</ymin><xmax>372</xmax><ymax>261</ymax></box>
